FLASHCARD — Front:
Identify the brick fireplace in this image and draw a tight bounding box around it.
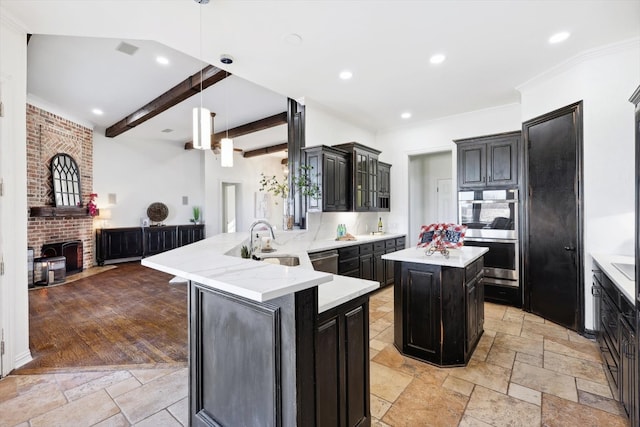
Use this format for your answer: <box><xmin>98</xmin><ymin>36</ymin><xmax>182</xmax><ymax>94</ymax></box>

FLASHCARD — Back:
<box><xmin>27</xmin><ymin>104</ymin><xmax>95</xmax><ymax>272</ymax></box>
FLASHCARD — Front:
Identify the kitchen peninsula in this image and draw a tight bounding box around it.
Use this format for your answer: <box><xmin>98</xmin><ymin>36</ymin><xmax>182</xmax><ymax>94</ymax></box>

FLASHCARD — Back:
<box><xmin>383</xmin><ymin>246</ymin><xmax>488</xmax><ymax>367</ymax></box>
<box><xmin>142</xmin><ymin>230</ymin><xmax>403</xmax><ymax>427</ymax></box>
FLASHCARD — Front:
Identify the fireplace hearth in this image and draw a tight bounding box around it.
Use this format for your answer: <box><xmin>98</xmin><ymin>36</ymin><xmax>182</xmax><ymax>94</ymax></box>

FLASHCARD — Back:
<box><xmin>41</xmin><ymin>240</ymin><xmax>84</xmax><ymax>275</ymax></box>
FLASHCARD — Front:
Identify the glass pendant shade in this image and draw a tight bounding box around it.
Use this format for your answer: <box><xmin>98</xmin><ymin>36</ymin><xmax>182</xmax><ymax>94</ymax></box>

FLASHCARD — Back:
<box><xmin>220</xmin><ymin>138</ymin><xmax>234</xmax><ymax>167</ymax></box>
<box><xmin>192</xmin><ymin>107</ymin><xmax>211</xmax><ymax>150</ymax></box>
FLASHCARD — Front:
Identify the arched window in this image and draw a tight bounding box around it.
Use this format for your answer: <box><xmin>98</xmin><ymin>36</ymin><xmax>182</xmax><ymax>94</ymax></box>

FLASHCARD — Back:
<box><xmin>51</xmin><ymin>153</ymin><xmax>82</xmax><ymax>207</ymax></box>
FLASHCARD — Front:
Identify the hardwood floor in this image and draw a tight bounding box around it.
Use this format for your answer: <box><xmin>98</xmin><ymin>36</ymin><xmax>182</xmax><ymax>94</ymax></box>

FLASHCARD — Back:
<box><xmin>16</xmin><ymin>262</ymin><xmax>188</xmax><ymax>374</ymax></box>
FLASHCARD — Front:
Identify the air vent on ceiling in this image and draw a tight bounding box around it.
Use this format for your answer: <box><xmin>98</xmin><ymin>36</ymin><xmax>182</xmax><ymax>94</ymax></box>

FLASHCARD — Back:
<box><xmin>116</xmin><ymin>41</ymin><xmax>139</xmax><ymax>56</ymax></box>
<box><xmin>161</xmin><ymin>128</ymin><xmax>174</xmax><ymax>133</ymax></box>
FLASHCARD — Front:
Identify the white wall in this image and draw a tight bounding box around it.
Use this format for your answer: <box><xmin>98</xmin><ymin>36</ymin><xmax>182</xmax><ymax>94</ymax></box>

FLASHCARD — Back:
<box><xmin>519</xmin><ymin>39</ymin><xmax>640</xmax><ymax>330</ymax></box>
<box><xmin>305</xmin><ymin>99</ymin><xmax>376</xmax><ymax>148</ymax></box>
<box><xmin>0</xmin><ymin>12</ymin><xmax>31</xmax><ymax>373</ymax></box>
<box><xmin>377</xmin><ymin>104</ymin><xmax>522</xmax><ymax>237</ymax></box>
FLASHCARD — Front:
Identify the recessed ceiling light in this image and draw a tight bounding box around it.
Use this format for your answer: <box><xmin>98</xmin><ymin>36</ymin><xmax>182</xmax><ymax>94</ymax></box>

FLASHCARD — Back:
<box><xmin>429</xmin><ymin>54</ymin><xmax>446</xmax><ymax>65</ymax></box>
<box><xmin>339</xmin><ymin>70</ymin><xmax>353</xmax><ymax>80</ymax></box>
<box><xmin>549</xmin><ymin>31</ymin><xmax>570</xmax><ymax>44</ymax></box>
<box><xmin>401</xmin><ymin>112</ymin><xmax>412</xmax><ymax>119</ymax></box>
<box><xmin>156</xmin><ymin>56</ymin><xmax>169</xmax><ymax>65</ymax></box>
<box><xmin>91</xmin><ymin>108</ymin><xmax>104</xmax><ymax>116</ymax></box>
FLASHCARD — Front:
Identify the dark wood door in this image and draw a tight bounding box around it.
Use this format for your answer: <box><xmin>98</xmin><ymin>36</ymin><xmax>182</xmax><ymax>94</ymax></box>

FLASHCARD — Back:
<box><xmin>359</xmin><ymin>253</ymin><xmax>374</xmax><ymax>281</ymax></box>
<box><xmin>524</xmin><ymin>102</ymin><xmax>583</xmax><ymax>331</ymax></box>
<box><xmin>458</xmin><ymin>142</ymin><xmax>486</xmax><ymax>188</ymax></box>
<box><xmin>487</xmin><ymin>136</ymin><xmax>518</xmax><ymax>186</ymax></box>
<box><xmin>402</xmin><ymin>264</ymin><xmax>441</xmax><ymax>359</ymax></box>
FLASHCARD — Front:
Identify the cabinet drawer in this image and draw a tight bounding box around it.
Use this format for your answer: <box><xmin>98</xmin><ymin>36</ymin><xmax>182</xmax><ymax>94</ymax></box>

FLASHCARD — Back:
<box><xmin>385</xmin><ymin>239</ymin><xmax>396</xmax><ymax>249</ymax></box>
<box><xmin>395</xmin><ymin>237</ymin><xmax>406</xmax><ymax>249</ymax></box>
<box><xmin>338</xmin><ymin>246</ymin><xmax>359</xmax><ymax>259</ymax></box>
<box><xmin>465</xmin><ymin>258</ymin><xmax>484</xmax><ymax>282</ymax></box>
<box><xmin>373</xmin><ymin>241</ymin><xmax>385</xmax><ymax>252</ymax></box>
<box><xmin>339</xmin><ymin>258</ymin><xmax>360</xmax><ymax>274</ymax></box>
<box><xmin>359</xmin><ymin>243</ymin><xmax>373</xmax><ymax>255</ymax></box>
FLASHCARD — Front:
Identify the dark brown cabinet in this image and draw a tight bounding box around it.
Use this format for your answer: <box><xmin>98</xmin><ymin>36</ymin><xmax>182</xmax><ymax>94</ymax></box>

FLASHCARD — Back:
<box><xmin>96</xmin><ymin>224</ymin><xmax>205</xmax><ymax>265</ymax></box>
<box><xmin>303</xmin><ymin>145</ymin><xmax>350</xmax><ymax>212</ymax></box>
<box><xmin>630</xmin><ymin>84</ymin><xmax>640</xmax><ymax>427</ymax></box>
<box><xmin>455</xmin><ymin>131</ymin><xmax>520</xmax><ymax>189</ymax></box>
<box><xmin>377</xmin><ymin>162</ymin><xmax>391</xmax><ymax>211</ymax></box>
<box><xmin>359</xmin><ymin>243</ymin><xmax>374</xmax><ymax>281</ymax></box>
<box><xmin>593</xmin><ymin>265</ymin><xmax>637</xmax><ymax>425</ymax></box>
<box><xmin>333</xmin><ymin>142</ymin><xmax>381</xmax><ymax>211</ymax></box>
<box><xmin>316</xmin><ymin>295</ymin><xmax>370</xmax><ymax>427</ymax></box>
<box><xmin>338</xmin><ymin>237</ymin><xmax>405</xmax><ymax>287</ymax></box>
<box><xmin>393</xmin><ymin>256</ymin><xmax>484</xmax><ymax>366</ymax></box>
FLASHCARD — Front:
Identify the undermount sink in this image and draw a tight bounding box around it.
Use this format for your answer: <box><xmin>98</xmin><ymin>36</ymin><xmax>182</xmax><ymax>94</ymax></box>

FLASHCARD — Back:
<box><xmin>259</xmin><ymin>255</ymin><xmax>300</xmax><ymax>267</ymax></box>
<box><xmin>612</xmin><ymin>262</ymin><xmax>635</xmax><ymax>281</ymax></box>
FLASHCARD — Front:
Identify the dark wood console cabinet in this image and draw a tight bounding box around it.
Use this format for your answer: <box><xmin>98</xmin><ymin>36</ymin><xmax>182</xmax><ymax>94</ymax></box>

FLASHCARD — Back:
<box><xmin>393</xmin><ymin>257</ymin><xmax>484</xmax><ymax>366</ymax></box>
<box><xmin>96</xmin><ymin>224</ymin><xmax>204</xmax><ymax>265</ymax></box>
<box><xmin>454</xmin><ymin>131</ymin><xmax>520</xmax><ymax>189</ymax></box>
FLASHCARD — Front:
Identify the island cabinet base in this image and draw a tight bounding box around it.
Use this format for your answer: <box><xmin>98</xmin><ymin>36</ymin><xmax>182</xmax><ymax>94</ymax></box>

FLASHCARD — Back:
<box><xmin>189</xmin><ymin>282</ymin><xmax>371</xmax><ymax>427</ymax></box>
<box><xmin>393</xmin><ymin>258</ymin><xmax>484</xmax><ymax>367</ymax></box>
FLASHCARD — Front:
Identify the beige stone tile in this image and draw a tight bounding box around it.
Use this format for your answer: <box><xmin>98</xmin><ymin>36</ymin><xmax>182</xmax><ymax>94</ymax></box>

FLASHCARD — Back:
<box><xmin>370</xmin><ymin>348</ymin><xmax>380</xmax><ymax>359</ymax></box>
<box><xmin>370</xmin><ymin>394</ymin><xmax>392</xmax><ymax>419</ymax></box>
<box><xmin>544</xmin><ymin>335</ymin><xmax>602</xmax><ymax>364</ymax></box>
<box><xmin>106</xmin><ymin>376</ymin><xmax>143</xmax><ymax>399</ymax></box>
<box><xmin>370</xmin><ymin>339</ymin><xmax>386</xmax><ymax>351</ymax></box>
<box><xmin>576</xmin><ymin>377</ymin><xmax>613</xmax><ymax>399</ymax></box>
<box><xmin>54</xmin><ymin>371</ymin><xmax>113</xmax><ymax>391</ymax></box>
<box><xmin>543</xmin><ymin>350</ymin><xmax>608</xmax><ymax>384</ymax></box>
<box><xmin>129</xmin><ymin>368</ymin><xmax>179</xmax><ymax>384</ymax></box>
<box><xmin>0</xmin><ymin>381</ymin><xmax>67</xmax><ymax>425</ymax></box>
<box><xmin>93</xmin><ymin>412</ymin><xmax>130</xmax><ymax>427</ymax></box>
<box><xmin>369</xmin><ymin>309</ymin><xmax>388</xmax><ymax>323</ymax></box>
<box><xmin>470</xmin><ymin>333</ymin><xmax>494</xmax><ymax>362</ymax></box>
<box><xmin>493</xmin><ymin>332</ymin><xmax>543</xmax><ymax>357</ymax></box>
<box><xmin>448</xmin><ymin>359</ymin><xmax>511</xmax><ymax>394</ymax></box>
<box><xmin>371</xmin><ymin>345</ymin><xmax>449</xmax><ymax>386</ymax></box>
<box><xmin>568</xmin><ymin>329</ymin><xmax>596</xmax><ymax>344</ymax></box>
<box><xmin>515</xmin><ymin>351</ymin><xmax>543</xmax><ymax>368</ymax></box>
<box><xmin>65</xmin><ymin>370</ymin><xmax>132</xmax><ymax>401</ymax></box>
<box><xmin>508</xmin><ymin>382</ymin><xmax>541</xmax><ymax>406</ymax></box>
<box><xmin>465</xmin><ymin>385</ymin><xmax>540</xmax><ymax>426</ymax></box>
<box><xmin>382</xmin><ymin>377</ymin><xmax>467</xmax><ymax>427</ymax></box>
<box><xmin>458</xmin><ymin>414</ymin><xmax>493</xmax><ymax>427</ymax></box>
<box><xmin>134</xmin><ymin>409</ymin><xmax>182</xmax><ymax>427</ymax></box>
<box><xmin>485</xmin><ymin>345</ymin><xmax>516</xmax><ymax>370</ymax></box>
<box><xmin>442</xmin><ymin>376</ymin><xmax>475</xmax><ymax>397</ymax></box>
<box><xmin>115</xmin><ymin>369</ymin><xmax>188</xmax><ymax>424</ymax></box>
<box><xmin>484</xmin><ymin>317</ymin><xmax>522</xmax><ymax>336</ymax></box>
<box><xmin>542</xmin><ymin>393</ymin><xmax>628</xmax><ymax>427</ymax></box>
<box><xmin>522</xmin><ymin>319</ymin><xmax>569</xmax><ymax>340</ymax></box>
<box><xmin>484</xmin><ymin>302</ymin><xmax>507</xmax><ymax>320</ymax></box>
<box><xmin>578</xmin><ymin>390</ymin><xmax>626</xmax><ymax>416</ymax></box>
<box><xmin>523</xmin><ymin>312</ymin><xmax>545</xmax><ymax>324</ymax></box>
<box><xmin>482</xmin><ymin>328</ymin><xmax>496</xmax><ymax>337</ymax></box>
<box><xmin>167</xmin><ymin>396</ymin><xmax>188</xmax><ymax>426</ymax></box>
<box><xmin>375</xmin><ymin>326</ymin><xmax>395</xmax><ymax>344</ymax></box>
<box><xmin>371</xmin><ymin>418</ymin><xmax>392</xmax><ymax>427</ymax></box>
<box><xmin>378</xmin><ymin>302</ymin><xmax>393</xmax><ymax>313</ymax></box>
<box><xmin>518</xmin><ymin>329</ymin><xmax>545</xmax><ymax>342</ymax></box>
<box><xmin>503</xmin><ymin>307</ymin><xmax>525</xmax><ymax>322</ymax></box>
<box><xmin>30</xmin><ymin>389</ymin><xmax>119</xmax><ymax>427</ymax></box>
<box><xmin>370</xmin><ymin>317</ymin><xmax>392</xmax><ymax>333</ymax></box>
<box><xmin>511</xmin><ymin>360</ymin><xmax>577</xmax><ymax>402</ymax></box>
<box><xmin>369</xmin><ymin>361</ymin><xmax>413</xmax><ymax>402</ymax></box>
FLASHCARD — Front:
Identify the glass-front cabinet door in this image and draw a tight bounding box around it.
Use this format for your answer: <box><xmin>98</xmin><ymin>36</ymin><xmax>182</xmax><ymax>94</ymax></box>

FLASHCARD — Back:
<box><xmin>368</xmin><ymin>156</ymin><xmax>378</xmax><ymax>210</ymax></box>
<box><xmin>355</xmin><ymin>151</ymin><xmax>368</xmax><ymax>211</ymax></box>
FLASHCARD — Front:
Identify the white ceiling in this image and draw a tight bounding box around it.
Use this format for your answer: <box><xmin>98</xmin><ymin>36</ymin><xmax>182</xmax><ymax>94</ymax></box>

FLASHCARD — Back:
<box><xmin>3</xmin><ymin>0</ymin><xmax>639</xmax><ymax>152</ymax></box>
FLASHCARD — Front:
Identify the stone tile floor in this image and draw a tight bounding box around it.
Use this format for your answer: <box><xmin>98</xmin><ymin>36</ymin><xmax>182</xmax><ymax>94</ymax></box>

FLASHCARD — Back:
<box><xmin>0</xmin><ymin>286</ymin><xmax>628</xmax><ymax>426</ymax></box>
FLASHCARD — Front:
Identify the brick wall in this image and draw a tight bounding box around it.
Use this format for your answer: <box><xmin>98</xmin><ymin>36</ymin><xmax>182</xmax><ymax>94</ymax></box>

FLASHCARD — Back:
<box><xmin>27</xmin><ymin>104</ymin><xmax>95</xmax><ymax>270</ymax></box>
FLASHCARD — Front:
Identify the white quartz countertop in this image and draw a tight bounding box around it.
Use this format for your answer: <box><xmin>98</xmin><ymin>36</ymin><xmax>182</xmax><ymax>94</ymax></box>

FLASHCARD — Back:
<box><xmin>142</xmin><ymin>229</ymin><xmax>397</xmax><ymax>312</ymax></box>
<box><xmin>382</xmin><ymin>246</ymin><xmax>489</xmax><ymax>268</ymax></box>
<box><xmin>591</xmin><ymin>253</ymin><xmax>635</xmax><ymax>303</ymax></box>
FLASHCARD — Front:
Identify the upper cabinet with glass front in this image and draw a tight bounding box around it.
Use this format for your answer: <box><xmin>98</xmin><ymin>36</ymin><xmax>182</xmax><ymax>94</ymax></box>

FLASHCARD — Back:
<box><xmin>333</xmin><ymin>142</ymin><xmax>382</xmax><ymax>211</ymax></box>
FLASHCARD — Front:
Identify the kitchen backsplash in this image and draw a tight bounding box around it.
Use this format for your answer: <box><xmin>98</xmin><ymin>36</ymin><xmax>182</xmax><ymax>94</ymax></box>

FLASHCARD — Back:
<box><xmin>306</xmin><ymin>212</ymin><xmax>395</xmax><ymax>240</ymax></box>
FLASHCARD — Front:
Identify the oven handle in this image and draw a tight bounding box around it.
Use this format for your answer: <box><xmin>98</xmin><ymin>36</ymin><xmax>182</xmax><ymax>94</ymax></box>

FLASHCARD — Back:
<box><xmin>465</xmin><ymin>238</ymin><xmax>518</xmax><ymax>243</ymax></box>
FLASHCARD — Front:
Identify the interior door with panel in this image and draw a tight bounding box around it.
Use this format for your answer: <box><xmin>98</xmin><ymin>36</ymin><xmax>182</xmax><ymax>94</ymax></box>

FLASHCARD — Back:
<box><xmin>523</xmin><ymin>101</ymin><xmax>583</xmax><ymax>331</ymax></box>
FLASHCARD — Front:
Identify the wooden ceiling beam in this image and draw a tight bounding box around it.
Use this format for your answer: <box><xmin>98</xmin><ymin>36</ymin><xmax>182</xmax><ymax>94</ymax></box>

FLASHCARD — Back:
<box><xmin>105</xmin><ymin>65</ymin><xmax>230</xmax><ymax>138</ymax></box>
<box><xmin>242</xmin><ymin>142</ymin><xmax>288</xmax><ymax>158</ymax></box>
<box><xmin>184</xmin><ymin>112</ymin><xmax>288</xmax><ymax>150</ymax></box>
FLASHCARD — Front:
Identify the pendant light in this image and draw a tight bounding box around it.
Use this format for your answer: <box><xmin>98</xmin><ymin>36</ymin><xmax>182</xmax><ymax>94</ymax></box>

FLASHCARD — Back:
<box><xmin>220</xmin><ymin>70</ymin><xmax>233</xmax><ymax>167</ymax></box>
<box><xmin>192</xmin><ymin>0</ymin><xmax>211</xmax><ymax>150</ymax></box>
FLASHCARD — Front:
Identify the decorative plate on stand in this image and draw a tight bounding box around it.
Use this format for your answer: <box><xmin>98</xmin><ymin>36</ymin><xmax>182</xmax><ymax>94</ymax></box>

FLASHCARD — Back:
<box><xmin>147</xmin><ymin>202</ymin><xmax>169</xmax><ymax>224</ymax></box>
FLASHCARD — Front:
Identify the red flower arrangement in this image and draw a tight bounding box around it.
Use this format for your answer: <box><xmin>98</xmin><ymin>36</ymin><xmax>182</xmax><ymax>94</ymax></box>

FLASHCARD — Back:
<box><xmin>87</xmin><ymin>193</ymin><xmax>98</xmax><ymax>217</ymax></box>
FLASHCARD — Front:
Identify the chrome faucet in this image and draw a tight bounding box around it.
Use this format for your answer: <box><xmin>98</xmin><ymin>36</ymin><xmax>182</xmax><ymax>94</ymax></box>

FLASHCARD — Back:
<box><xmin>248</xmin><ymin>220</ymin><xmax>276</xmax><ymax>257</ymax></box>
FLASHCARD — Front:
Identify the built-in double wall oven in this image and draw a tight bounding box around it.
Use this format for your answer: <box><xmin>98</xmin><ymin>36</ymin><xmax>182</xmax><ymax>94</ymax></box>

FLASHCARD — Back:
<box><xmin>459</xmin><ymin>189</ymin><xmax>519</xmax><ymax>292</ymax></box>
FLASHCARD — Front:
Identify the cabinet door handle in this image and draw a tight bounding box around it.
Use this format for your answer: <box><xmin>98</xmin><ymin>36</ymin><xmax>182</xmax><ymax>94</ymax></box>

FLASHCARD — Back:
<box><xmin>564</xmin><ymin>246</ymin><xmax>576</xmax><ymax>252</ymax></box>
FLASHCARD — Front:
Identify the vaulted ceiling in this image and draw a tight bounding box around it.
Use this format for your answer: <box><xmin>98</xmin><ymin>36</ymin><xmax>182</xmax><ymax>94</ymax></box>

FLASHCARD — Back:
<box><xmin>3</xmin><ymin>0</ymin><xmax>639</xmax><ymax>153</ymax></box>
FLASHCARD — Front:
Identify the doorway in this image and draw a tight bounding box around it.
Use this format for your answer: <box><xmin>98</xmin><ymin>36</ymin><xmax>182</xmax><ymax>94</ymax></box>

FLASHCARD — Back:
<box><xmin>523</xmin><ymin>101</ymin><xmax>584</xmax><ymax>332</ymax></box>
<box><xmin>222</xmin><ymin>182</ymin><xmax>240</xmax><ymax>233</ymax></box>
<box><xmin>408</xmin><ymin>151</ymin><xmax>453</xmax><ymax>246</ymax></box>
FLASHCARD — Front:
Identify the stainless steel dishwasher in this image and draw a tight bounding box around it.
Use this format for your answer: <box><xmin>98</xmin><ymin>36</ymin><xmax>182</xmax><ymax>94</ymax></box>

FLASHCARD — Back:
<box><xmin>308</xmin><ymin>250</ymin><xmax>339</xmax><ymax>274</ymax></box>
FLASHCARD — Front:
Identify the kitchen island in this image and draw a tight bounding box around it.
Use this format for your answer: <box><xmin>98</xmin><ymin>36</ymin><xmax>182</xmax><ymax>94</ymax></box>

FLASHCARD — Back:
<box><xmin>142</xmin><ymin>230</ymin><xmax>395</xmax><ymax>427</ymax></box>
<box><xmin>383</xmin><ymin>246</ymin><xmax>488</xmax><ymax>367</ymax></box>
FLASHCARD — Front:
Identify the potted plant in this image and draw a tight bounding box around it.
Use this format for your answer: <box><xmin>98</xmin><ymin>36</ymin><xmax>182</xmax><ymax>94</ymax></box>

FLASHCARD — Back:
<box><xmin>191</xmin><ymin>206</ymin><xmax>201</xmax><ymax>224</ymax></box>
<box><xmin>259</xmin><ymin>165</ymin><xmax>320</xmax><ymax>230</ymax></box>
